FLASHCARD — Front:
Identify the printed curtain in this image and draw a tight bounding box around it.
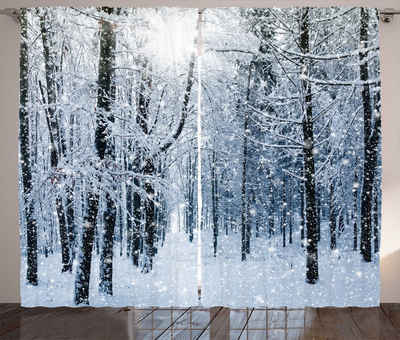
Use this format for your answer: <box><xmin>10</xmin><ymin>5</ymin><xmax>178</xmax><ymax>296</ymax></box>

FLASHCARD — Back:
<box><xmin>19</xmin><ymin>7</ymin><xmax>381</xmax><ymax>307</ymax></box>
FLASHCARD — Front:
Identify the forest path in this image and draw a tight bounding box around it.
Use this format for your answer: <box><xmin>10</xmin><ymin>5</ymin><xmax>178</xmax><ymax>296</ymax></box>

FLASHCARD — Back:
<box><xmin>153</xmin><ymin>230</ymin><xmax>198</xmax><ymax>305</ymax></box>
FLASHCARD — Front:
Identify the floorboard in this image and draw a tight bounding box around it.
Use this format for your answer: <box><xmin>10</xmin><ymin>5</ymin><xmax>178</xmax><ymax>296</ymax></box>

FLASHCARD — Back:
<box><xmin>0</xmin><ymin>303</ymin><xmax>399</xmax><ymax>339</ymax></box>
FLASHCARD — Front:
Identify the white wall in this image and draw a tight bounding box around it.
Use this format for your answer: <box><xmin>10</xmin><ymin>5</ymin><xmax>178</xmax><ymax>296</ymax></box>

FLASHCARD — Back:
<box><xmin>1</xmin><ymin>0</ymin><xmax>399</xmax><ymax>303</ymax></box>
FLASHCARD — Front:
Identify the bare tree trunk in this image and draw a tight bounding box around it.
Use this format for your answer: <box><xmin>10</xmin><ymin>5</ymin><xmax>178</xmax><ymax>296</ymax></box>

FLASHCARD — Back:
<box><xmin>97</xmin><ymin>7</ymin><xmax>117</xmax><ymax>295</ymax></box>
<box><xmin>373</xmin><ymin>186</ymin><xmax>379</xmax><ymax>253</ymax></box>
<box><xmin>126</xmin><ymin>179</ymin><xmax>133</xmax><ymax>257</ymax></box>
<box><xmin>353</xmin><ymin>170</ymin><xmax>359</xmax><ymax>251</ymax></box>
<box><xmin>126</xmin><ymin>146</ymin><xmax>141</xmax><ymax>267</ymax></box>
<box><xmin>241</xmin><ymin>64</ymin><xmax>252</xmax><ymax>262</ymax></box>
<box><xmin>282</xmin><ymin>178</ymin><xmax>287</xmax><ymax>248</ymax></box>
<box><xmin>316</xmin><ymin>190</ymin><xmax>321</xmax><ymax>242</ymax></box>
<box><xmin>211</xmin><ymin>151</ymin><xmax>219</xmax><ymax>257</ymax></box>
<box><xmin>300</xmin><ymin>8</ymin><xmax>319</xmax><ymax>284</ymax></box>
<box><xmin>135</xmin><ymin>54</ymin><xmax>154</xmax><ymax>272</ymax></box>
<box><xmin>56</xmin><ymin>196</ymin><xmax>70</xmax><ymax>272</ymax></box>
<box><xmin>66</xmin><ymin>178</ymin><xmax>76</xmax><ymax>268</ymax></box>
<box><xmin>40</xmin><ymin>9</ymin><xmax>71</xmax><ymax>273</ymax></box>
<box><xmin>19</xmin><ymin>9</ymin><xmax>38</xmax><ymax>286</ymax></box>
<box><xmin>75</xmin><ymin>7</ymin><xmax>117</xmax><ymax>303</ymax></box>
<box><xmin>99</xmin><ymin>192</ymin><xmax>117</xmax><ymax>295</ymax></box>
<box><xmin>132</xmin><ymin>176</ymin><xmax>141</xmax><ymax>267</ymax></box>
<box><xmin>241</xmin><ymin>119</ymin><xmax>248</xmax><ymax>261</ymax></box>
<box><xmin>288</xmin><ymin>180</ymin><xmax>293</xmax><ymax>244</ymax></box>
<box><xmin>329</xmin><ymin>183</ymin><xmax>336</xmax><ymax>250</ymax></box>
<box><xmin>373</xmin><ymin>85</ymin><xmax>381</xmax><ymax>255</ymax></box>
<box><xmin>300</xmin><ymin>176</ymin><xmax>305</xmax><ymax>247</ymax></box>
<box><xmin>74</xmin><ymin>190</ymin><xmax>99</xmax><ymax>304</ymax></box>
<box><xmin>142</xmin><ymin>159</ymin><xmax>156</xmax><ymax>273</ymax></box>
<box><xmin>188</xmin><ymin>152</ymin><xmax>195</xmax><ymax>242</ymax></box>
<box><xmin>338</xmin><ymin>208</ymin><xmax>345</xmax><ymax>235</ymax></box>
<box><xmin>360</xmin><ymin>8</ymin><xmax>381</xmax><ymax>262</ymax></box>
<box><xmin>268</xmin><ymin>179</ymin><xmax>275</xmax><ymax>238</ymax></box>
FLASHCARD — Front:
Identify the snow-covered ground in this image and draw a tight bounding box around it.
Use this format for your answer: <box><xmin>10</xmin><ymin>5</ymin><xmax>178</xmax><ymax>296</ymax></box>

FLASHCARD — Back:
<box><xmin>201</xmin><ymin>227</ymin><xmax>379</xmax><ymax>308</ymax></box>
<box><xmin>21</xmin><ymin>222</ymin><xmax>379</xmax><ymax>307</ymax></box>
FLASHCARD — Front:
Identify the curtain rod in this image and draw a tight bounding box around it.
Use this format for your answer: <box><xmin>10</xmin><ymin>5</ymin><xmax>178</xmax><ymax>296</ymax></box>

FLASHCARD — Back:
<box><xmin>0</xmin><ymin>7</ymin><xmax>399</xmax><ymax>22</ymax></box>
<box><xmin>380</xmin><ymin>9</ymin><xmax>400</xmax><ymax>22</ymax></box>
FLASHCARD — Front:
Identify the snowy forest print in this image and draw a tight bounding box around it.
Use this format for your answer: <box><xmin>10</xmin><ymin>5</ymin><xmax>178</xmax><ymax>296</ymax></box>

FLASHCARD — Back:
<box><xmin>19</xmin><ymin>7</ymin><xmax>381</xmax><ymax>307</ymax></box>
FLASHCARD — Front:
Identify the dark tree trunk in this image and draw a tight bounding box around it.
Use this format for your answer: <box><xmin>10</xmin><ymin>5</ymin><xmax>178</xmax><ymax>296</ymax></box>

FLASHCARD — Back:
<box><xmin>55</xmin><ymin>194</ymin><xmax>70</xmax><ymax>272</ymax></box>
<box><xmin>268</xmin><ymin>180</ymin><xmax>275</xmax><ymax>238</ymax></box>
<box><xmin>338</xmin><ymin>209</ymin><xmax>345</xmax><ymax>235</ymax></box>
<box><xmin>126</xmin><ymin>181</ymin><xmax>133</xmax><ymax>257</ymax></box>
<box><xmin>61</xmin><ymin>40</ymin><xmax>75</xmax><ymax>264</ymax></box>
<box><xmin>300</xmin><ymin>178</ymin><xmax>305</xmax><ymax>247</ymax></box>
<box><xmin>66</xmin><ymin>112</ymin><xmax>76</xmax><ymax>267</ymax></box>
<box><xmin>97</xmin><ymin>7</ymin><xmax>117</xmax><ymax>295</ymax></box>
<box><xmin>56</xmin><ymin>196</ymin><xmax>71</xmax><ymax>272</ymax></box>
<box><xmin>288</xmin><ymin>181</ymin><xmax>293</xmax><ymax>245</ymax></box>
<box><xmin>99</xmin><ymin>192</ymin><xmax>117</xmax><ymax>295</ymax></box>
<box><xmin>126</xmin><ymin>150</ymin><xmax>141</xmax><ymax>267</ymax></box>
<box><xmin>373</xmin><ymin>81</ymin><xmax>381</xmax><ymax>255</ymax></box>
<box><xmin>211</xmin><ymin>151</ymin><xmax>219</xmax><ymax>257</ymax></box>
<box><xmin>316</xmin><ymin>192</ymin><xmax>321</xmax><ymax>242</ymax></box>
<box><xmin>75</xmin><ymin>7</ymin><xmax>117</xmax><ymax>304</ymax></box>
<box><xmin>282</xmin><ymin>178</ymin><xmax>287</xmax><ymax>248</ymax></box>
<box><xmin>241</xmin><ymin>124</ymin><xmax>248</xmax><ymax>261</ymax></box>
<box><xmin>132</xmin><ymin>178</ymin><xmax>141</xmax><ymax>267</ymax></box>
<box><xmin>246</xmin><ymin>206</ymin><xmax>251</xmax><ymax>255</ymax></box>
<box><xmin>373</xmin><ymin>187</ymin><xmax>379</xmax><ymax>253</ymax></box>
<box><xmin>20</xmin><ymin>9</ymin><xmax>38</xmax><ymax>286</ymax></box>
<box><xmin>353</xmin><ymin>170</ymin><xmax>359</xmax><ymax>251</ymax></box>
<box><xmin>74</xmin><ymin>191</ymin><xmax>99</xmax><ymax>305</ymax></box>
<box><xmin>300</xmin><ymin>8</ymin><xmax>319</xmax><ymax>284</ymax></box>
<box><xmin>40</xmin><ymin>9</ymin><xmax>72</xmax><ymax>272</ymax></box>
<box><xmin>241</xmin><ymin>64</ymin><xmax>252</xmax><ymax>262</ymax></box>
<box><xmin>255</xmin><ymin>211</ymin><xmax>260</xmax><ymax>238</ymax></box>
<box><xmin>161</xmin><ymin>201</ymin><xmax>167</xmax><ymax>246</ymax></box>
<box><xmin>40</xmin><ymin>11</ymin><xmax>60</xmax><ymax>156</ymax></box>
<box><xmin>359</xmin><ymin>8</ymin><xmax>381</xmax><ymax>263</ymax></box>
<box><xmin>142</xmin><ymin>159</ymin><xmax>156</xmax><ymax>273</ymax></box>
<box><xmin>66</xmin><ymin>181</ymin><xmax>76</xmax><ymax>269</ymax></box>
<box><xmin>329</xmin><ymin>183</ymin><xmax>336</xmax><ymax>250</ymax></box>
<box><xmin>135</xmin><ymin>54</ymin><xmax>155</xmax><ymax>272</ymax></box>
<box><xmin>94</xmin><ymin>218</ymin><xmax>100</xmax><ymax>256</ymax></box>
<box><xmin>119</xmin><ymin>187</ymin><xmax>123</xmax><ymax>257</ymax></box>
<box><xmin>188</xmin><ymin>152</ymin><xmax>195</xmax><ymax>242</ymax></box>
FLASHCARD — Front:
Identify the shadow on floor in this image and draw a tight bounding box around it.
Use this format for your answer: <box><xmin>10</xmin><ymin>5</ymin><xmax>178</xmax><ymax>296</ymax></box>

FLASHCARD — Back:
<box><xmin>1</xmin><ymin>304</ymin><xmax>400</xmax><ymax>339</ymax></box>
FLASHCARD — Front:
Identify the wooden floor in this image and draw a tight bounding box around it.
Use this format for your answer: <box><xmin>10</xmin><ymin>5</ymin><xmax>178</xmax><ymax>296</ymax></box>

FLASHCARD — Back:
<box><xmin>1</xmin><ymin>304</ymin><xmax>400</xmax><ymax>339</ymax></box>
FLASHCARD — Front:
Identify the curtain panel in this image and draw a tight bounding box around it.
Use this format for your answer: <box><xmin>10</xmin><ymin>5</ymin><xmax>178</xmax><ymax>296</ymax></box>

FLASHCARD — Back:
<box><xmin>18</xmin><ymin>7</ymin><xmax>382</xmax><ymax>307</ymax></box>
